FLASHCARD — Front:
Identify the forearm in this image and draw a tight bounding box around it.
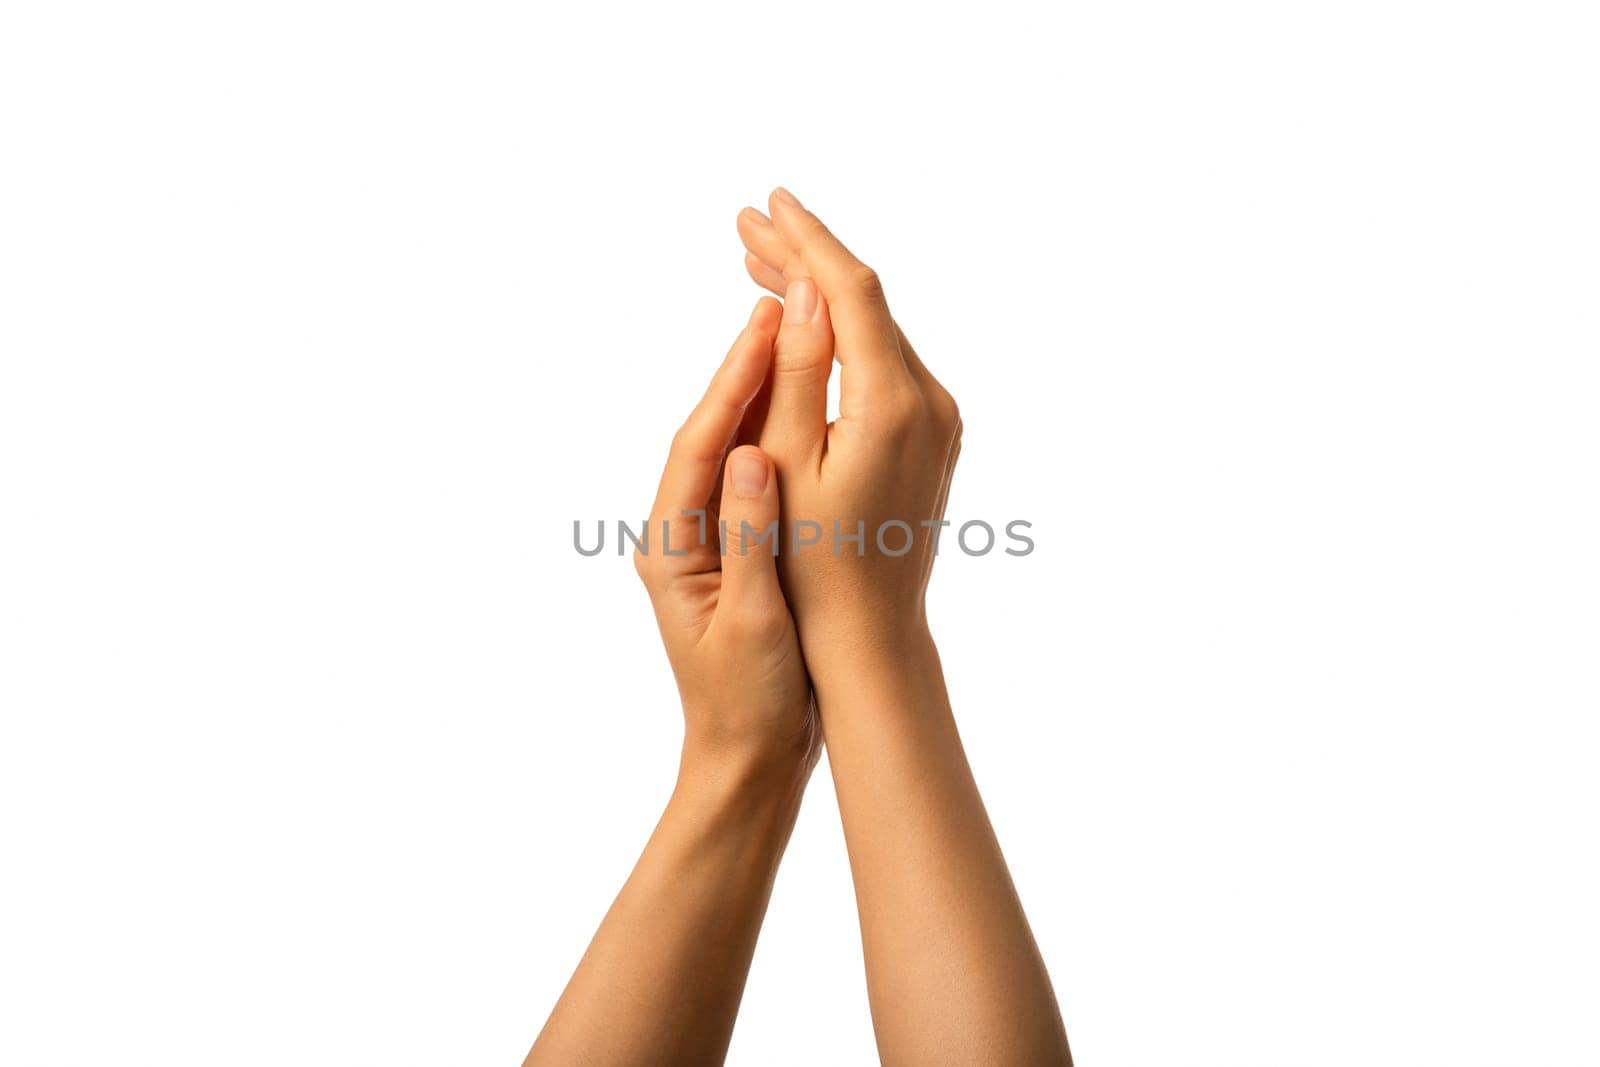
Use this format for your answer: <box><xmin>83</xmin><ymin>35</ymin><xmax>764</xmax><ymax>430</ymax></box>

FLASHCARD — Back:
<box><xmin>818</xmin><ymin>629</ymin><xmax>1071</xmax><ymax>1065</ymax></box>
<box><xmin>526</xmin><ymin>753</ymin><xmax>808</xmax><ymax>1066</ymax></box>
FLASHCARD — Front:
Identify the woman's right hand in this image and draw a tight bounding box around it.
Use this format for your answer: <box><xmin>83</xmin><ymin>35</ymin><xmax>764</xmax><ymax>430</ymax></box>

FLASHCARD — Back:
<box><xmin>735</xmin><ymin>188</ymin><xmax>963</xmax><ymax>677</ymax></box>
<box><xmin>739</xmin><ymin>192</ymin><xmax>1072</xmax><ymax>1065</ymax></box>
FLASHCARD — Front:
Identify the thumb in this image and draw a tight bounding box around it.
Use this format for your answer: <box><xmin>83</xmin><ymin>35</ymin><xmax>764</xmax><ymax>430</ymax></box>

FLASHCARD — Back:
<box><xmin>765</xmin><ymin>278</ymin><xmax>833</xmax><ymax>458</ymax></box>
<box><xmin>717</xmin><ymin>446</ymin><xmax>786</xmax><ymax>617</ymax></box>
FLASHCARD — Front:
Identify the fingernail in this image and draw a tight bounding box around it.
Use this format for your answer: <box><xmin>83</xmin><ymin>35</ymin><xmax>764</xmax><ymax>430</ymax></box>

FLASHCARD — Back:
<box><xmin>773</xmin><ymin>186</ymin><xmax>801</xmax><ymax>208</ymax></box>
<box><xmin>730</xmin><ymin>451</ymin><xmax>769</xmax><ymax>497</ymax></box>
<box><xmin>783</xmin><ymin>278</ymin><xmax>817</xmax><ymax>325</ymax></box>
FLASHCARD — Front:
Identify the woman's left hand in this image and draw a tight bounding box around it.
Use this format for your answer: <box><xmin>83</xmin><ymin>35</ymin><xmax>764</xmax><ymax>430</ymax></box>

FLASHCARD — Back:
<box><xmin>634</xmin><ymin>297</ymin><xmax>819</xmax><ymax>786</ymax></box>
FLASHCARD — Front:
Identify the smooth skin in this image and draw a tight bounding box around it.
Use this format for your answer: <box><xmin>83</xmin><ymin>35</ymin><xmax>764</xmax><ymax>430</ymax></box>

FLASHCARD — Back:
<box><xmin>737</xmin><ymin>188</ymin><xmax>1071</xmax><ymax>1066</ymax></box>
<box><xmin>527</xmin><ymin>191</ymin><xmax>1070</xmax><ymax>1065</ymax></box>
<box><xmin>524</xmin><ymin>300</ymin><xmax>818</xmax><ymax>1066</ymax></box>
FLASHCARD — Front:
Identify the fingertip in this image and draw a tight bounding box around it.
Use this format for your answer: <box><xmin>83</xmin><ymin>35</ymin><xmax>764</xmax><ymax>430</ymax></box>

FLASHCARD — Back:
<box><xmin>768</xmin><ymin>189</ymin><xmax>793</xmax><ymax>222</ymax></box>
<box><xmin>750</xmin><ymin>295</ymin><xmax>783</xmax><ymax>331</ymax></box>
<box><xmin>738</xmin><ymin>207</ymin><xmax>777</xmax><ymax>255</ymax></box>
<box><xmin>720</xmin><ymin>302</ymin><xmax>780</xmax><ymax>397</ymax></box>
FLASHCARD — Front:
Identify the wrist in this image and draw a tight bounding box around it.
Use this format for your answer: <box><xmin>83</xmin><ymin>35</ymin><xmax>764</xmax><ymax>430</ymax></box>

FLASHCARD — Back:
<box><xmin>802</xmin><ymin>619</ymin><xmax>943</xmax><ymax>706</ymax></box>
<box><xmin>674</xmin><ymin>736</ymin><xmax>814</xmax><ymax>815</ymax></box>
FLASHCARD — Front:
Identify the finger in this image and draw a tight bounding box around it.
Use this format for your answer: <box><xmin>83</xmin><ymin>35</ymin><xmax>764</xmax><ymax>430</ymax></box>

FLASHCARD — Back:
<box><xmin>744</xmin><ymin>251</ymin><xmax>786</xmax><ymax>296</ymax></box>
<box><xmin>765</xmin><ymin>188</ymin><xmax>905</xmax><ymax>381</ymax></box>
<box><xmin>745</xmin><ymin>217</ymin><xmax>936</xmax><ymax>390</ymax></box>
<box><xmin>744</xmin><ymin>216</ymin><xmax>938</xmax><ymax>392</ymax></box>
<box><xmin>648</xmin><ymin>298</ymin><xmax>781</xmax><ymax>525</ymax></box>
<box><xmin>713</xmin><ymin>356</ymin><xmax>774</xmax><ymax>517</ymax></box>
<box><xmin>715</xmin><ymin>446</ymin><xmax>787</xmax><ymax>621</ymax></box>
<box><xmin>765</xmin><ymin>278</ymin><xmax>833</xmax><ymax>461</ymax></box>
<box><xmin>737</xmin><ymin>208</ymin><xmax>792</xmax><ymax>290</ymax></box>
<box><xmin>733</xmin><ymin>354</ymin><xmax>774</xmax><ymax>450</ymax></box>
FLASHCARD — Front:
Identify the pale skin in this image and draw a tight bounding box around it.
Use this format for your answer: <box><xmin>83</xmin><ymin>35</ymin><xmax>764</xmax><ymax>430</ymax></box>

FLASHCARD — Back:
<box><xmin>526</xmin><ymin>190</ymin><xmax>1070</xmax><ymax>1065</ymax></box>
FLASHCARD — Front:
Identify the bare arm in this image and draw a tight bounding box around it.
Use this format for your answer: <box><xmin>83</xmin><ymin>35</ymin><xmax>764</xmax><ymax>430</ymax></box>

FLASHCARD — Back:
<box><xmin>526</xmin><ymin>759</ymin><xmax>807</xmax><ymax>1066</ymax></box>
<box><xmin>737</xmin><ymin>188</ymin><xmax>1071</xmax><ymax>1064</ymax></box>
<box><xmin>526</xmin><ymin>299</ymin><xmax>818</xmax><ymax>1065</ymax></box>
<box><xmin>819</xmin><ymin>637</ymin><xmax>1069</xmax><ymax>1064</ymax></box>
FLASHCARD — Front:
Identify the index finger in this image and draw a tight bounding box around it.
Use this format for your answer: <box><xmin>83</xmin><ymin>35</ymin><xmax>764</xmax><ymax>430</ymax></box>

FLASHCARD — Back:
<box><xmin>648</xmin><ymin>297</ymin><xmax>782</xmax><ymax>524</ymax></box>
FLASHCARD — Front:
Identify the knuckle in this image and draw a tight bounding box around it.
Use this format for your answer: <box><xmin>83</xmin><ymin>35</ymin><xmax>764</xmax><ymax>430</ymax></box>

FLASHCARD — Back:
<box><xmin>926</xmin><ymin>382</ymin><xmax>960</xmax><ymax>430</ymax></box>
<box><xmin>718</xmin><ymin>597</ymin><xmax>789</xmax><ymax>644</ymax></box>
<box><xmin>876</xmin><ymin>388</ymin><xmax>926</xmax><ymax>439</ymax></box>
<box><xmin>725</xmin><ymin>518</ymin><xmax>779</xmax><ymax>559</ymax></box>
<box><xmin>849</xmin><ymin>264</ymin><xmax>885</xmax><ymax>301</ymax></box>
<box><xmin>632</xmin><ymin>544</ymin><xmax>657</xmax><ymax>583</ymax></box>
<box><xmin>943</xmin><ymin>403</ymin><xmax>963</xmax><ymax>443</ymax></box>
<box><xmin>772</xmin><ymin>350</ymin><xmax>828</xmax><ymax>382</ymax></box>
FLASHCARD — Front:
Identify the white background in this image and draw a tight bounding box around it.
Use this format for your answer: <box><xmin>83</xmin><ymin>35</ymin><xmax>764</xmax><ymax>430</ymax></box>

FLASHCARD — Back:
<box><xmin>2</xmin><ymin>2</ymin><xmax>1597</xmax><ymax>1064</ymax></box>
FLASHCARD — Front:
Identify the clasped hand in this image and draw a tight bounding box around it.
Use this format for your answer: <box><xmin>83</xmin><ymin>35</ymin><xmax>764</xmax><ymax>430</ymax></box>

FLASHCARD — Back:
<box><xmin>528</xmin><ymin>189</ymin><xmax>1069</xmax><ymax>1067</ymax></box>
<box><xmin>637</xmin><ymin>186</ymin><xmax>963</xmax><ymax>789</ymax></box>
